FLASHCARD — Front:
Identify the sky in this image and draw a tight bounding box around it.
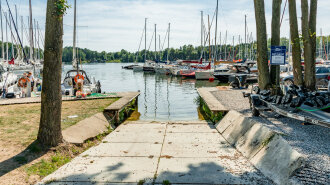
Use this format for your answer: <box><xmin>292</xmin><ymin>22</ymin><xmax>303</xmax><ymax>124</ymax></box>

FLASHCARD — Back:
<box><xmin>3</xmin><ymin>0</ymin><xmax>330</xmax><ymax>52</ymax></box>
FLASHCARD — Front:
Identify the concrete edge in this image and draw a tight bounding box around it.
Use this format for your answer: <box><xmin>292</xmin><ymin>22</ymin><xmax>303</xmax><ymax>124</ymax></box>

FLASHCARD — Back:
<box><xmin>196</xmin><ymin>87</ymin><xmax>228</xmax><ymax>112</ymax></box>
<box><xmin>62</xmin><ymin>92</ymin><xmax>140</xmax><ymax>144</ymax></box>
<box><xmin>215</xmin><ymin>110</ymin><xmax>305</xmax><ymax>185</ymax></box>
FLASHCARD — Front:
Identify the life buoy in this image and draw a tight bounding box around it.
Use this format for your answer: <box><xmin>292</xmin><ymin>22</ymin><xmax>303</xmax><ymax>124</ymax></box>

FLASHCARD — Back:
<box><xmin>74</xmin><ymin>74</ymin><xmax>84</xmax><ymax>83</ymax></box>
<box><xmin>18</xmin><ymin>77</ymin><xmax>27</xmax><ymax>88</ymax></box>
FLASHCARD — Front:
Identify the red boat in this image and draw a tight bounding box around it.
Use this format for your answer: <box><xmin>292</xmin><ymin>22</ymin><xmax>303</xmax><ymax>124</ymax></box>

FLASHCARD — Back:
<box><xmin>180</xmin><ymin>70</ymin><xmax>195</xmax><ymax>78</ymax></box>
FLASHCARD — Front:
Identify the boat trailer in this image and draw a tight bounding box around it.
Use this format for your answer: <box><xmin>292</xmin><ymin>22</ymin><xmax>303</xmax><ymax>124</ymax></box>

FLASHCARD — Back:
<box><xmin>243</xmin><ymin>86</ymin><xmax>330</xmax><ymax>129</ymax></box>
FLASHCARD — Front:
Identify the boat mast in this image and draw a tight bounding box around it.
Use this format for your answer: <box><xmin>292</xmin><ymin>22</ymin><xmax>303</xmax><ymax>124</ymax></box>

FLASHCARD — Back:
<box><xmin>5</xmin><ymin>12</ymin><xmax>8</xmax><ymax>63</ymax></box>
<box><xmin>21</xmin><ymin>16</ymin><xmax>23</xmax><ymax>58</ymax></box>
<box><xmin>201</xmin><ymin>11</ymin><xmax>203</xmax><ymax>49</ymax></box>
<box><xmin>244</xmin><ymin>14</ymin><xmax>247</xmax><ymax>59</ymax></box>
<box><xmin>219</xmin><ymin>32</ymin><xmax>221</xmax><ymax>60</ymax></box>
<box><xmin>320</xmin><ymin>28</ymin><xmax>322</xmax><ymax>58</ymax></box>
<box><xmin>73</xmin><ymin>0</ymin><xmax>77</xmax><ymax>69</ymax></box>
<box><xmin>239</xmin><ymin>35</ymin><xmax>241</xmax><ymax>59</ymax></box>
<box><xmin>154</xmin><ymin>24</ymin><xmax>156</xmax><ymax>61</ymax></box>
<box><xmin>214</xmin><ymin>0</ymin><xmax>218</xmax><ymax>62</ymax></box>
<box><xmin>224</xmin><ymin>30</ymin><xmax>227</xmax><ymax>61</ymax></box>
<box><xmin>29</xmin><ymin>0</ymin><xmax>33</xmax><ymax>61</ymax></box>
<box><xmin>208</xmin><ymin>15</ymin><xmax>210</xmax><ymax>61</ymax></box>
<box><xmin>0</xmin><ymin>1</ymin><xmax>3</xmax><ymax>62</ymax></box>
<box><xmin>144</xmin><ymin>18</ymin><xmax>147</xmax><ymax>63</ymax></box>
<box><xmin>167</xmin><ymin>23</ymin><xmax>170</xmax><ymax>62</ymax></box>
<box><xmin>232</xmin><ymin>36</ymin><xmax>234</xmax><ymax>60</ymax></box>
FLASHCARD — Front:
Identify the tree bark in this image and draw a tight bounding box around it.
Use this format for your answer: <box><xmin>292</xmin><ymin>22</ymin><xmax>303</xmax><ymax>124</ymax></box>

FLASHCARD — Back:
<box><xmin>254</xmin><ymin>0</ymin><xmax>271</xmax><ymax>90</ymax></box>
<box><xmin>288</xmin><ymin>0</ymin><xmax>303</xmax><ymax>86</ymax></box>
<box><xmin>270</xmin><ymin>0</ymin><xmax>282</xmax><ymax>94</ymax></box>
<box><xmin>38</xmin><ymin>0</ymin><xmax>64</xmax><ymax>146</ymax></box>
<box><xmin>306</xmin><ymin>0</ymin><xmax>317</xmax><ymax>90</ymax></box>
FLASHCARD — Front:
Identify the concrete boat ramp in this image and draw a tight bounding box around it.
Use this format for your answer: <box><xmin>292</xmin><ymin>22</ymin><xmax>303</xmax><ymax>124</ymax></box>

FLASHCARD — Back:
<box><xmin>39</xmin><ymin>120</ymin><xmax>271</xmax><ymax>184</ymax></box>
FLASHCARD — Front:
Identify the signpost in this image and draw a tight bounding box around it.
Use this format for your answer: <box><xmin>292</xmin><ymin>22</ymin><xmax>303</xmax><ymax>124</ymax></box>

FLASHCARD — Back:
<box><xmin>270</xmin><ymin>46</ymin><xmax>286</xmax><ymax>65</ymax></box>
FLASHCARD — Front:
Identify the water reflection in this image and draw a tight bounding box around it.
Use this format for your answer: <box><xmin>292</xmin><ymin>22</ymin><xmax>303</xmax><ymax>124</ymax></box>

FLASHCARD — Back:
<box><xmin>63</xmin><ymin>63</ymin><xmax>221</xmax><ymax>121</ymax></box>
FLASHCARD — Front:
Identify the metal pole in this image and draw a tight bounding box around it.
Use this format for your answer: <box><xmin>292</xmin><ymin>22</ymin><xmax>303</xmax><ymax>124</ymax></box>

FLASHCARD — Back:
<box><xmin>219</xmin><ymin>32</ymin><xmax>222</xmax><ymax>60</ymax></box>
<box><xmin>208</xmin><ymin>15</ymin><xmax>211</xmax><ymax>61</ymax></box>
<box><xmin>214</xmin><ymin>0</ymin><xmax>218</xmax><ymax>61</ymax></box>
<box><xmin>154</xmin><ymin>24</ymin><xmax>156</xmax><ymax>60</ymax></box>
<box><xmin>0</xmin><ymin>1</ymin><xmax>3</xmax><ymax>61</ymax></box>
<box><xmin>232</xmin><ymin>36</ymin><xmax>235</xmax><ymax>60</ymax></box>
<box><xmin>5</xmin><ymin>12</ymin><xmax>8</xmax><ymax>63</ymax></box>
<box><xmin>73</xmin><ymin>0</ymin><xmax>77</xmax><ymax>68</ymax></box>
<box><xmin>201</xmin><ymin>11</ymin><xmax>203</xmax><ymax>48</ymax></box>
<box><xmin>144</xmin><ymin>18</ymin><xmax>147</xmax><ymax>63</ymax></box>
<box><xmin>224</xmin><ymin>30</ymin><xmax>227</xmax><ymax>61</ymax></box>
<box><xmin>167</xmin><ymin>23</ymin><xmax>170</xmax><ymax>62</ymax></box>
<box><xmin>29</xmin><ymin>0</ymin><xmax>33</xmax><ymax>61</ymax></box>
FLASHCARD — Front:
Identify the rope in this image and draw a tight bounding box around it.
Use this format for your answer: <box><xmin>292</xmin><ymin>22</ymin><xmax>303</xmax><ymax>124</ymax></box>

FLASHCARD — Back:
<box><xmin>280</xmin><ymin>0</ymin><xmax>288</xmax><ymax>27</ymax></box>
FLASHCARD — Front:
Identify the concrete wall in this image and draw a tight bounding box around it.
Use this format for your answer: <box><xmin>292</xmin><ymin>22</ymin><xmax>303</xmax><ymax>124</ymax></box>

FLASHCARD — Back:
<box><xmin>215</xmin><ymin>111</ymin><xmax>305</xmax><ymax>185</ymax></box>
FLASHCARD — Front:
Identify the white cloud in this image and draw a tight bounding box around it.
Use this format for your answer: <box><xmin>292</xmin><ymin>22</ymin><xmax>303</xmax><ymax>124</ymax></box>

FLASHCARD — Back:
<box><xmin>4</xmin><ymin>0</ymin><xmax>330</xmax><ymax>52</ymax></box>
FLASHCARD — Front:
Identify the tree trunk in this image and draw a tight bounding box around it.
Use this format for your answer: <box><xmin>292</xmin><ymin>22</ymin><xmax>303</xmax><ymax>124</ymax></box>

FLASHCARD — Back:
<box><xmin>288</xmin><ymin>0</ymin><xmax>303</xmax><ymax>86</ymax></box>
<box><xmin>306</xmin><ymin>0</ymin><xmax>317</xmax><ymax>90</ymax></box>
<box><xmin>38</xmin><ymin>0</ymin><xmax>64</xmax><ymax>146</ymax></box>
<box><xmin>270</xmin><ymin>0</ymin><xmax>282</xmax><ymax>94</ymax></box>
<box><xmin>254</xmin><ymin>0</ymin><xmax>271</xmax><ymax>90</ymax></box>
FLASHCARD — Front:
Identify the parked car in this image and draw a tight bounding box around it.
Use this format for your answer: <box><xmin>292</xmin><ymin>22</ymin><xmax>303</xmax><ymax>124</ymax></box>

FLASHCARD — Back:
<box><xmin>281</xmin><ymin>66</ymin><xmax>330</xmax><ymax>90</ymax></box>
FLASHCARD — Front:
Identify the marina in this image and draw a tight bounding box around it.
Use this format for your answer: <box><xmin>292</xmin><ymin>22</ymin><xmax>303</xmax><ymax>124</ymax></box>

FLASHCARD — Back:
<box><xmin>0</xmin><ymin>0</ymin><xmax>329</xmax><ymax>185</ymax></box>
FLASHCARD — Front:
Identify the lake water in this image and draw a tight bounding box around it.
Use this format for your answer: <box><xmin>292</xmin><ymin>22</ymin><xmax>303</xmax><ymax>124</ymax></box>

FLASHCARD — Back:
<box><xmin>63</xmin><ymin>63</ymin><xmax>220</xmax><ymax>121</ymax></box>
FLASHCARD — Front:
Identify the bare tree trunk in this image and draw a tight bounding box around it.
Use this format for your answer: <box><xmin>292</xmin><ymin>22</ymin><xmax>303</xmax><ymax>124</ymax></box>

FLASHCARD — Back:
<box><xmin>306</xmin><ymin>0</ymin><xmax>317</xmax><ymax>90</ymax></box>
<box><xmin>270</xmin><ymin>0</ymin><xmax>282</xmax><ymax>94</ymax></box>
<box><xmin>288</xmin><ymin>0</ymin><xmax>303</xmax><ymax>86</ymax></box>
<box><xmin>254</xmin><ymin>0</ymin><xmax>271</xmax><ymax>90</ymax></box>
<box><xmin>38</xmin><ymin>0</ymin><xmax>64</xmax><ymax>146</ymax></box>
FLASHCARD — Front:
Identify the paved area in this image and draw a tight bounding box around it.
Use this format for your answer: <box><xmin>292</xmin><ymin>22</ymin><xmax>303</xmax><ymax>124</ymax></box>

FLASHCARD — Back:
<box><xmin>0</xmin><ymin>92</ymin><xmax>139</xmax><ymax>106</ymax></box>
<box><xmin>210</xmin><ymin>87</ymin><xmax>330</xmax><ymax>184</ymax></box>
<box><xmin>40</xmin><ymin>120</ymin><xmax>272</xmax><ymax>184</ymax></box>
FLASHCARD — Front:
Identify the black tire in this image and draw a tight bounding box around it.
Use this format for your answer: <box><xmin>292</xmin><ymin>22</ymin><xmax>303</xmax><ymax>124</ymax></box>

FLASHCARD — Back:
<box><xmin>251</xmin><ymin>106</ymin><xmax>260</xmax><ymax>117</ymax></box>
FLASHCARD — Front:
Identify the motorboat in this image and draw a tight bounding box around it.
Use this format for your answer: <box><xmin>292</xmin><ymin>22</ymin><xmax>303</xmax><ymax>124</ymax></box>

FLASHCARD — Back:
<box><xmin>214</xmin><ymin>63</ymin><xmax>257</xmax><ymax>83</ymax></box>
<box><xmin>0</xmin><ymin>64</ymin><xmax>18</xmax><ymax>98</ymax></box>
<box><xmin>61</xmin><ymin>69</ymin><xmax>101</xmax><ymax>96</ymax></box>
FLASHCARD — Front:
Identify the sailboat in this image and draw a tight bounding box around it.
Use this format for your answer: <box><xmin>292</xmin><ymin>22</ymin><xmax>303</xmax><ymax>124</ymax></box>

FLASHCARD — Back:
<box><xmin>61</xmin><ymin>0</ymin><xmax>101</xmax><ymax>96</ymax></box>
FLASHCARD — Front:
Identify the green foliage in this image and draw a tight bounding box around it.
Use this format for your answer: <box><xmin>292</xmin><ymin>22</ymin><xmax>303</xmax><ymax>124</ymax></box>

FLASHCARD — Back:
<box><xmin>26</xmin><ymin>153</ymin><xmax>71</xmax><ymax>177</ymax></box>
<box><xmin>197</xmin><ymin>96</ymin><xmax>223</xmax><ymax>123</ymax></box>
<box><xmin>162</xmin><ymin>180</ymin><xmax>171</xmax><ymax>185</ymax></box>
<box><xmin>54</xmin><ymin>0</ymin><xmax>71</xmax><ymax>17</ymax></box>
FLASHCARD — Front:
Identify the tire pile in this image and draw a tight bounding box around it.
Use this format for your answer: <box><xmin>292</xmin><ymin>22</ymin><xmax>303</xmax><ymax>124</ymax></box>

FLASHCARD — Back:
<box><xmin>253</xmin><ymin>85</ymin><xmax>330</xmax><ymax>109</ymax></box>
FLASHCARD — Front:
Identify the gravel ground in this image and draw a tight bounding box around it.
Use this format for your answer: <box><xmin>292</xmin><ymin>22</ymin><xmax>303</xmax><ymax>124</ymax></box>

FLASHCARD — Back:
<box><xmin>211</xmin><ymin>88</ymin><xmax>330</xmax><ymax>185</ymax></box>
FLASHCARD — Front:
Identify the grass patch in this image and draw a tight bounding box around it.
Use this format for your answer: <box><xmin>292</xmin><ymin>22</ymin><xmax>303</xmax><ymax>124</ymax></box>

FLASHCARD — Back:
<box><xmin>163</xmin><ymin>180</ymin><xmax>171</xmax><ymax>185</ymax></box>
<box><xmin>262</xmin><ymin>134</ymin><xmax>276</xmax><ymax>147</ymax></box>
<box><xmin>26</xmin><ymin>153</ymin><xmax>71</xmax><ymax>177</ymax></box>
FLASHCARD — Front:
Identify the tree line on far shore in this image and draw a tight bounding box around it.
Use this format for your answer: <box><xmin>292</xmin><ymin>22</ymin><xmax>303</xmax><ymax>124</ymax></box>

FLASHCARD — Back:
<box><xmin>62</xmin><ymin>36</ymin><xmax>330</xmax><ymax>64</ymax></box>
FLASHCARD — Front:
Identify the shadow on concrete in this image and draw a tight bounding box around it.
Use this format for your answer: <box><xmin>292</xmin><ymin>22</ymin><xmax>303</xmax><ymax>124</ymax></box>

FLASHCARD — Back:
<box><xmin>41</xmin><ymin>160</ymin><xmax>272</xmax><ymax>184</ymax></box>
<box><xmin>0</xmin><ymin>140</ymin><xmax>48</xmax><ymax>177</ymax></box>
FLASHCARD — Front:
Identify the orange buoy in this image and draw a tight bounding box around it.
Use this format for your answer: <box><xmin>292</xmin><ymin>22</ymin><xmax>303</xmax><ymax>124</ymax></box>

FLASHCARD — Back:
<box><xmin>74</xmin><ymin>74</ymin><xmax>84</xmax><ymax>83</ymax></box>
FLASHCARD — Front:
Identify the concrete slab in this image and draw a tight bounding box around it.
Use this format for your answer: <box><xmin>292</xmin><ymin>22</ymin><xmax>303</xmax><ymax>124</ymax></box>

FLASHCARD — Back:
<box><xmin>104</xmin><ymin>130</ymin><xmax>164</xmax><ymax>143</ymax></box>
<box><xmin>81</xmin><ymin>143</ymin><xmax>162</xmax><ymax>157</ymax></box>
<box><xmin>41</xmin><ymin>156</ymin><xmax>157</xmax><ymax>183</ymax></box>
<box><xmin>166</xmin><ymin>124</ymin><xmax>217</xmax><ymax>133</ymax></box>
<box><xmin>236</xmin><ymin>123</ymin><xmax>276</xmax><ymax>159</ymax></box>
<box><xmin>104</xmin><ymin>92</ymin><xmax>139</xmax><ymax>111</ymax></box>
<box><xmin>215</xmin><ymin>110</ymin><xmax>242</xmax><ymax>133</ymax></box>
<box><xmin>155</xmin><ymin>157</ymin><xmax>265</xmax><ymax>184</ymax></box>
<box><xmin>197</xmin><ymin>87</ymin><xmax>228</xmax><ymax>112</ymax></box>
<box><xmin>63</xmin><ymin>113</ymin><xmax>110</xmax><ymax>144</ymax></box>
<box><xmin>168</xmin><ymin>120</ymin><xmax>211</xmax><ymax>125</ymax></box>
<box><xmin>115</xmin><ymin>123</ymin><xmax>166</xmax><ymax>133</ymax></box>
<box><xmin>250</xmin><ymin>134</ymin><xmax>305</xmax><ymax>185</ymax></box>
<box><xmin>221</xmin><ymin>116</ymin><xmax>256</xmax><ymax>146</ymax></box>
<box><xmin>41</xmin><ymin>182</ymin><xmax>139</xmax><ymax>185</ymax></box>
<box><xmin>164</xmin><ymin>133</ymin><xmax>226</xmax><ymax>144</ymax></box>
<box><xmin>161</xmin><ymin>142</ymin><xmax>235</xmax><ymax>158</ymax></box>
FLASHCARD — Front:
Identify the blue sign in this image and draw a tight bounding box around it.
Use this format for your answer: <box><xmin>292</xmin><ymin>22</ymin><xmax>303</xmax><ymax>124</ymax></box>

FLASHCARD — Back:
<box><xmin>270</xmin><ymin>46</ymin><xmax>286</xmax><ymax>65</ymax></box>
